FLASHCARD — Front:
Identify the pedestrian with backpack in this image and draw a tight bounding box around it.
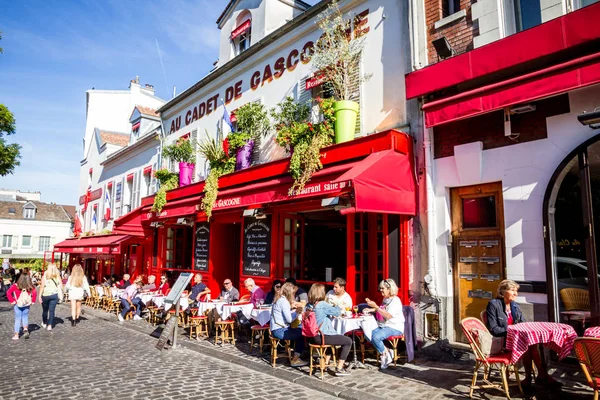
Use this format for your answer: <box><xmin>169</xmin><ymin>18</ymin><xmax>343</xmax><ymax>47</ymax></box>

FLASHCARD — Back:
<box><xmin>7</xmin><ymin>274</ymin><xmax>37</xmax><ymax>341</ymax></box>
<box><xmin>38</xmin><ymin>263</ymin><xmax>63</xmax><ymax>331</ymax></box>
<box><xmin>305</xmin><ymin>283</ymin><xmax>353</xmax><ymax>376</ymax></box>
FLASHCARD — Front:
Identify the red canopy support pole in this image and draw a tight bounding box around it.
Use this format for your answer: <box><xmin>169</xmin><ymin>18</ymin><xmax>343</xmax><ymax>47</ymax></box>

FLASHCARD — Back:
<box><xmin>400</xmin><ymin>216</ymin><xmax>411</xmax><ymax>305</ymax></box>
<box><xmin>346</xmin><ymin>214</ymin><xmax>357</xmax><ymax>303</ymax></box>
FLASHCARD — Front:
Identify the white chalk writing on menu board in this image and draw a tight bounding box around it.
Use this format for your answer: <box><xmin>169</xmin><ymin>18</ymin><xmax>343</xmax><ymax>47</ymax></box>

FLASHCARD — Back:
<box><xmin>194</xmin><ymin>222</ymin><xmax>210</xmax><ymax>271</ymax></box>
<box><xmin>243</xmin><ymin>216</ymin><xmax>271</xmax><ymax>277</ymax></box>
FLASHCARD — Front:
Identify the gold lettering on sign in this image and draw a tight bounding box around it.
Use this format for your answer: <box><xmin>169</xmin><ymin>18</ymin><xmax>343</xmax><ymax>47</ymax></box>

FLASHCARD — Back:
<box><xmin>558</xmin><ymin>239</ymin><xmax>581</xmax><ymax>247</ymax></box>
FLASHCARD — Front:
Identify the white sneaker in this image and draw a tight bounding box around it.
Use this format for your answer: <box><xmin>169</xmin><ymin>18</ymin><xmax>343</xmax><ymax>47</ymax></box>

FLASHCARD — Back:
<box><xmin>380</xmin><ymin>354</ymin><xmax>389</xmax><ymax>370</ymax></box>
<box><xmin>47</xmin><ymin>326</ymin><xmax>52</xmax><ymax>331</ymax></box>
<box><xmin>386</xmin><ymin>349</ymin><xmax>394</xmax><ymax>364</ymax></box>
<box><xmin>118</xmin><ymin>314</ymin><xmax>124</xmax><ymax>322</ymax></box>
<box><xmin>133</xmin><ymin>315</ymin><xmax>143</xmax><ymax>321</ymax></box>
<box><xmin>41</xmin><ymin>323</ymin><xmax>47</xmax><ymax>329</ymax></box>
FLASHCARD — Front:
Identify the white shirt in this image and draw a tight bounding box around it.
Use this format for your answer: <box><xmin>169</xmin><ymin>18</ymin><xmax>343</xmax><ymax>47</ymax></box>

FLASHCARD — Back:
<box><xmin>325</xmin><ymin>290</ymin><xmax>353</xmax><ymax>310</ymax></box>
<box><xmin>378</xmin><ymin>296</ymin><xmax>404</xmax><ymax>332</ymax></box>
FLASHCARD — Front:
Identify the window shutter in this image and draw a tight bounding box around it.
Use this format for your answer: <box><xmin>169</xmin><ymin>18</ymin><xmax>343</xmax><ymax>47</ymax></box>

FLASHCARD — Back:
<box><xmin>150</xmin><ymin>162</ymin><xmax>158</xmax><ymax>194</ymax></box>
<box><xmin>250</xmin><ymin>99</ymin><xmax>263</xmax><ymax>165</ymax></box>
<box><xmin>297</xmin><ymin>77</ymin><xmax>313</xmax><ymax>107</ymax></box>
<box><xmin>348</xmin><ymin>57</ymin><xmax>362</xmax><ymax>136</ymax></box>
<box><xmin>12</xmin><ymin>235</ymin><xmax>18</xmax><ymax>249</ymax></box>
<box><xmin>191</xmin><ymin>130</ymin><xmax>198</xmax><ymax>182</ymax></box>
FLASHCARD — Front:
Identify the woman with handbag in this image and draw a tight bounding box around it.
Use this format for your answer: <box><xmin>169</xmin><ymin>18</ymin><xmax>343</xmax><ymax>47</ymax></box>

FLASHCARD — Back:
<box><xmin>38</xmin><ymin>263</ymin><xmax>63</xmax><ymax>331</ymax></box>
<box><xmin>65</xmin><ymin>264</ymin><xmax>90</xmax><ymax>327</ymax></box>
<box><xmin>7</xmin><ymin>274</ymin><xmax>37</xmax><ymax>340</ymax></box>
<box><xmin>270</xmin><ymin>282</ymin><xmax>307</xmax><ymax>367</ymax></box>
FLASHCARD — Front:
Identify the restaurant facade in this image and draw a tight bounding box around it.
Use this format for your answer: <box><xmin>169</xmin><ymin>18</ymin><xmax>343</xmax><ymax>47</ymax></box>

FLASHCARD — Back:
<box><xmin>112</xmin><ymin>0</ymin><xmax>419</xmax><ymax>306</ymax></box>
<box><xmin>406</xmin><ymin>1</ymin><xmax>600</xmax><ymax>341</ymax></box>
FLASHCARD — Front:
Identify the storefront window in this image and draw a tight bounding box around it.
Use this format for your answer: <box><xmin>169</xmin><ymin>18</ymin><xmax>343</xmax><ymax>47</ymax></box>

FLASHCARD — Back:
<box><xmin>354</xmin><ymin>213</ymin><xmax>369</xmax><ymax>292</ymax></box>
<box><xmin>163</xmin><ymin>226</ymin><xmax>193</xmax><ymax>271</ymax></box>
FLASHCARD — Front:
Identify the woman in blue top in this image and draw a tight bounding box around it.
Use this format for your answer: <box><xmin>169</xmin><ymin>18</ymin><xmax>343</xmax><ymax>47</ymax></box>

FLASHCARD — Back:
<box><xmin>307</xmin><ymin>283</ymin><xmax>353</xmax><ymax>376</ymax></box>
<box><xmin>270</xmin><ymin>282</ymin><xmax>308</xmax><ymax>367</ymax></box>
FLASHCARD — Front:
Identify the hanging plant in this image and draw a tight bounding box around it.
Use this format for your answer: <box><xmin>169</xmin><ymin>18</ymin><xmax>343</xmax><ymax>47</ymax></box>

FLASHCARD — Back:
<box><xmin>151</xmin><ymin>169</ymin><xmax>179</xmax><ymax>213</ymax></box>
<box><xmin>198</xmin><ymin>132</ymin><xmax>235</xmax><ymax>220</ymax></box>
<box><xmin>272</xmin><ymin>97</ymin><xmax>335</xmax><ymax>195</ymax></box>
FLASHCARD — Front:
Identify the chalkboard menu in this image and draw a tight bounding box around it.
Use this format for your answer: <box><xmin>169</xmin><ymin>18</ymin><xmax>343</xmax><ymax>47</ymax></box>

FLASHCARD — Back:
<box><xmin>242</xmin><ymin>216</ymin><xmax>271</xmax><ymax>277</ymax></box>
<box><xmin>194</xmin><ymin>222</ymin><xmax>210</xmax><ymax>271</ymax></box>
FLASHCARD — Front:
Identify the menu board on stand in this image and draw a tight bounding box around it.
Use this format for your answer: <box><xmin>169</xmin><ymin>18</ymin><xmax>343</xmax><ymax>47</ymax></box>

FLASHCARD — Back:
<box><xmin>194</xmin><ymin>222</ymin><xmax>210</xmax><ymax>271</ymax></box>
<box><xmin>242</xmin><ymin>216</ymin><xmax>271</xmax><ymax>277</ymax></box>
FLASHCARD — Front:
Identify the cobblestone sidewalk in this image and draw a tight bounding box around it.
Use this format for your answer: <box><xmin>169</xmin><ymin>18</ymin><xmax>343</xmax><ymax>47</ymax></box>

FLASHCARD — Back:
<box><xmin>81</xmin><ymin>304</ymin><xmax>595</xmax><ymax>400</ymax></box>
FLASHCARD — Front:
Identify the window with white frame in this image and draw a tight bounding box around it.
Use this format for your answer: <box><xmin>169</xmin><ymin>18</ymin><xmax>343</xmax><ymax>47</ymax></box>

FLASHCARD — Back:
<box><xmin>21</xmin><ymin>236</ymin><xmax>31</xmax><ymax>247</ymax></box>
<box><xmin>443</xmin><ymin>0</ymin><xmax>461</xmax><ymax>17</ymax></box>
<box><xmin>575</xmin><ymin>0</ymin><xmax>599</xmax><ymax>9</ymax></box>
<box><xmin>513</xmin><ymin>0</ymin><xmax>541</xmax><ymax>32</ymax></box>
<box><xmin>23</xmin><ymin>206</ymin><xmax>35</xmax><ymax>219</ymax></box>
<box><xmin>2</xmin><ymin>235</ymin><xmax>12</xmax><ymax>248</ymax></box>
<box><xmin>38</xmin><ymin>236</ymin><xmax>50</xmax><ymax>252</ymax></box>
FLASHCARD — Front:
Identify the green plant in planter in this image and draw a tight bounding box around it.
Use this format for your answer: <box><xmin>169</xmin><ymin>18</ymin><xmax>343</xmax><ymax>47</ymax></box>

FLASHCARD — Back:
<box><xmin>225</xmin><ymin>102</ymin><xmax>271</xmax><ymax>166</ymax></box>
<box><xmin>272</xmin><ymin>97</ymin><xmax>335</xmax><ymax>195</ymax></box>
<box><xmin>309</xmin><ymin>0</ymin><xmax>371</xmax><ymax>143</ymax></box>
<box><xmin>151</xmin><ymin>168</ymin><xmax>179</xmax><ymax>213</ymax></box>
<box><xmin>198</xmin><ymin>132</ymin><xmax>235</xmax><ymax>220</ymax></box>
<box><xmin>162</xmin><ymin>137</ymin><xmax>196</xmax><ymax>164</ymax></box>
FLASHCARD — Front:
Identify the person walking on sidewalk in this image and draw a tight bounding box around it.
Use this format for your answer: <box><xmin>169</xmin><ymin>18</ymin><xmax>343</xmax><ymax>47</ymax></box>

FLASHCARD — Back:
<box><xmin>7</xmin><ymin>274</ymin><xmax>37</xmax><ymax>340</ymax></box>
<box><xmin>65</xmin><ymin>264</ymin><xmax>91</xmax><ymax>327</ymax></box>
<box><xmin>38</xmin><ymin>263</ymin><xmax>63</xmax><ymax>331</ymax></box>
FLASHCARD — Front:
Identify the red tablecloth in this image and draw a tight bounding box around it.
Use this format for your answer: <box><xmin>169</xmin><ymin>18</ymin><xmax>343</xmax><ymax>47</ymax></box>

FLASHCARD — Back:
<box><xmin>584</xmin><ymin>326</ymin><xmax>600</xmax><ymax>338</ymax></box>
<box><xmin>506</xmin><ymin>322</ymin><xmax>578</xmax><ymax>364</ymax></box>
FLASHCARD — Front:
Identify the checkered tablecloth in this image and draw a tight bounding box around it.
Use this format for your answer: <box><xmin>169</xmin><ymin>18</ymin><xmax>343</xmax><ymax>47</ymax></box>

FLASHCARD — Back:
<box><xmin>584</xmin><ymin>326</ymin><xmax>600</xmax><ymax>338</ymax></box>
<box><xmin>506</xmin><ymin>322</ymin><xmax>578</xmax><ymax>364</ymax></box>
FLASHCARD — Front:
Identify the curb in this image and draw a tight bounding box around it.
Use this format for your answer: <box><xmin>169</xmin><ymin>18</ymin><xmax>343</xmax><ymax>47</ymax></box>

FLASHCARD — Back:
<box><xmin>74</xmin><ymin>305</ymin><xmax>387</xmax><ymax>400</ymax></box>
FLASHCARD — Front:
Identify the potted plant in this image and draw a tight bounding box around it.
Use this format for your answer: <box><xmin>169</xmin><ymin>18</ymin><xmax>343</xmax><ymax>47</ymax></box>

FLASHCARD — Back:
<box><xmin>227</xmin><ymin>102</ymin><xmax>270</xmax><ymax>171</ymax></box>
<box><xmin>309</xmin><ymin>0</ymin><xmax>371</xmax><ymax>143</ymax></box>
<box><xmin>272</xmin><ymin>96</ymin><xmax>335</xmax><ymax>195</ymax></box>
<box><xmin>151</xmin><ymin>168</ymin><xmax>179</xmax><ymax>213</ymax></box>
<box><xmin>162</xmin><ymin>137</ymin><xmax>196</xmax><ymax>186</ymax></box>
<box><xmin>198</xmin><ymin>132</ymin><xmax>236</xmax><ymax>220</ymax></box>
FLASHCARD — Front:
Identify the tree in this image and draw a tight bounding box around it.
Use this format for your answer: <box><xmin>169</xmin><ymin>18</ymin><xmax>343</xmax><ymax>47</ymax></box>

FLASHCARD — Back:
<box><xmin>0</xmin><ymin>31</ymin><xmax>21</xmax><ymax>176</ymax></box>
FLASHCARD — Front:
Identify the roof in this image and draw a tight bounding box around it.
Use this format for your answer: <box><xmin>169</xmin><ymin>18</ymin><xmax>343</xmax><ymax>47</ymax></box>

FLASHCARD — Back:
<box><xmin>0</xmin><ymin>201</ymin><xmax>72</xmax><ymax>222</ymax></box>
<box><xmin>162</xmin><ymin>0</ymin><xmax>328</xmax><ymax>113</ymax></box>
<box><xmin>98</xmin><ymin>130</ymin><xmax>130</xmax><ymax>147</ymax></box>
<box><xmin>60</xmin><ymin>205</ymin><xmax>77</xmax><ymax>221</ymax></box>
<box><xmin>135</xmin><ymin>105</ymin><xmax>159</xmax><ymax>117</ymax></box>
<box><xmin>216</xmin><ymin>0</ymin><xmax>312</xmax><ymax>26</ymax></box>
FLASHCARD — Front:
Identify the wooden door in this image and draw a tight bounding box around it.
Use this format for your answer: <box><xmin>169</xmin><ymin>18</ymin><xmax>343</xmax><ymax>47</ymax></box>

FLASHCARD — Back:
<box><xmin>451</xmin><ymin>182</ymin><xmax>505</xmax><ymax>342</ymax></box>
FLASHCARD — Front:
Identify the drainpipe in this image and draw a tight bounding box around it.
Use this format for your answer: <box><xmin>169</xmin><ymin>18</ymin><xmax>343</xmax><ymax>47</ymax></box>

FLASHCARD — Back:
<box><xmin>423</xmin><ymin>125</ymin><xmax>438</xmax><ymax>298</ymax></box>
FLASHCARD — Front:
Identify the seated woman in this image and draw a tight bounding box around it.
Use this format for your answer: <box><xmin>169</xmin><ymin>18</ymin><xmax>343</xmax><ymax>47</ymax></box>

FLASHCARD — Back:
<box><xmin>270</xmin><ymin>282</ymin><xmax>308</xmax><ymax>367</ymax></box>
<box><xmin>157</xmin><ymin>275</ymin><xmax>170</xmax><ymax>296</ymax></box>
<box><xmin>307</xmin><ymin>283</ymin><xmax>352</xmax><ymax>376</ymax></box>
<box><xmin>265</xmin><ymin>279</ymin><xmax>282</xmax><ymax>305</ymax></box>
<box><xmin>364</xmin><ymin>278</ymin><xmax>404</xmax><ymax>370</ymax></box>
<box><xmin>486</xmin><ymin>280</ymin><xmax>560</xmax><ymax>388</ymax></box>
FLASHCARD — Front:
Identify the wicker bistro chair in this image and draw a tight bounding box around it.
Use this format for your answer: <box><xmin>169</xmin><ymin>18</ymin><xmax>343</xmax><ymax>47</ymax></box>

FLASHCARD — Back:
<box><xmin>460</xmin><ymin>317</ymin><xmax>523</xmax><ymax>399</ymax></box>
<box><xmin>574</xmin><ymin>337</ymin><xmax>600</xmax><ymax>400</ymax></box>
<box><xmin>250</xmin><ymin>324</ymin><xmax>270</xmax><ymax>354</ymax></box>
<box><xmin>560</xmin><ymin>288</ymin><xmax>591</xmax><ymax>311</ymax></box>
<box><xmin>215</xmin><ymin>314</ymin><xmax>236</xmax><ymax>346</ymax></box>
<box><xmin>239</xmin><ymin>294</ymin><xmax>251</xmax><ymax>302</ymax></box>
<box><xmin>189</xmin><ymin>315</ymin><xmax>209</xmax><ymax>339</ymax></box>
<box><xmin>269</xmin><ymin>330</ymin><xmax>293</xmax><ymax>367</ymax></box>
<box><xmin>308</xmin><ymin>331</ymin><xmax>338</xmax><ymax>380</ymax></box>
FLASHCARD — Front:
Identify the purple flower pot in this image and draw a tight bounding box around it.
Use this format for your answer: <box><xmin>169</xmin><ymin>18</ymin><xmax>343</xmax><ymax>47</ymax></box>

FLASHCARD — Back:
<box><xmin>179</xmin><ymin>162</ymin><xmax>195</xmax><ymax>186</ymax></box>
<box><xmin>235</xmin><ymin>139</ymin><xmax>254</xmax><ymax>171</ymax></box>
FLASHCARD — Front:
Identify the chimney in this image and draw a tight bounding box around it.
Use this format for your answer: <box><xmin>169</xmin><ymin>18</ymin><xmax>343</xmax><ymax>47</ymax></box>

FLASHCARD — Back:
<box><xmin>142</xmin><ymin>83</ymin><xmax>155</xmax><ymax>95</ymax></box>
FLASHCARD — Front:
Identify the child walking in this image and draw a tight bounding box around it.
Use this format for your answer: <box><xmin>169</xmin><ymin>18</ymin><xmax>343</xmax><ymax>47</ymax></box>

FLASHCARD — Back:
<box><xmin>7</xmin><ymin>274</ymin><xmax>37</xmax><ymax>340</ymax></box>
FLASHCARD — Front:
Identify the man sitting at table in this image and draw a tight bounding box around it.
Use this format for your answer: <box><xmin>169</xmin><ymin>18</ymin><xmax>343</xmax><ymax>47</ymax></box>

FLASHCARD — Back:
<box><xmin>142</xmin><ymin>275</ymin><xmax>157</xmax><ymax>292</ymax></box>
<box><xmin>285</xmin><ymin>277</ymin><xmax>307</xmax><ymax>306</ymax></box>
<box><xmin>218</xmin><ymin>279</ymin><xmax>239</xmax><ymax>302</ymax></box>
<box><xmin>326</xmin><ymin>277</ymin><xmax>353</xmax><ymax>310</ymax></box>
<box><xmin>486</xmin><ymin>280</ymin><xmax>560</xmax><ymax>389</ymax></box>
<box><xmin>118</xmin><ymin>276</ymin><xmax>144</xmax><ymax>322</ymax></box>
<box><xmin>190</xmin><ymin>273</ymin><xmax>211</xmax><ymax>303</ymax></box>
<box><xmin>117</xmin><ymin>274</ymin><xmax>131</xmax><ymax>289</ymax></box>
<box><xmin>243</xmin><ymin>278</ymin><xmax>266</xmax><ymax>306</ymax></box>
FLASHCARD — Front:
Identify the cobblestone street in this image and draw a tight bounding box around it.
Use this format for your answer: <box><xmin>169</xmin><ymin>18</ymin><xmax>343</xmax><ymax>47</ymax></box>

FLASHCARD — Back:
<box><xmin>0</xmin><ymin>300</ymin><xmax>595</xmax><ymax>400</ymax></box>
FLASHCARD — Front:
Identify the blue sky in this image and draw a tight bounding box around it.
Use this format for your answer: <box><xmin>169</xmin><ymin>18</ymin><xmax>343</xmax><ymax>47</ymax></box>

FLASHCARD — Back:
<box><xmin>0</xmin><ymin>0</ymin><xmax>234</xmax><ymax>206</ymax></box>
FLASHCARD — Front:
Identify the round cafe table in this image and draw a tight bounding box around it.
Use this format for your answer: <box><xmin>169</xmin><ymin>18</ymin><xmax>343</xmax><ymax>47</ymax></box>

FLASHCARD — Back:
<box><xmin>196</xmin><ymin>301</ymin><xmax>220</xmax><ymax>315</ymax></box>
<box><xmin>250</xmin><ymin>307</ymin><xmax>272</xmax><ymax>326</ymax></box>
<box><xmin>221</xmin><ymin>302</ymin><xmax>255</xmax><ymax>320</ymax></box>
<box><xmin>506</xmin><ymin>322</ymin><xmax>578</xmax><ymax>364</ymax></box>
<box><xmin>333</xmin><ymin>315</ymin><xmax>378</xmax><ymax>341</ymax></box>
<box><xmin>584</xmin><ymin>326</ymin><xmax>600</xmax><ymax>338</ymax></box>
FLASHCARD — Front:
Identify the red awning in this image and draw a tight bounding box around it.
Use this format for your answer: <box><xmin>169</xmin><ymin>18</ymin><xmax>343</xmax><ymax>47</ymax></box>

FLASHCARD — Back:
<box><xmin>423</xmin><ymin>52</ymin><xmax>600</xmax><ymax>127</ymax></box>
<box><xmin>132</xmin><ymin>122</ymin><xmax>141</xmax><ymax>131</ymax></box>
<box><xmin>126</xmin><ymin>173</ymin><xmax>134</xmax><ymax>181</ymax></box>
<box><xmin>405</xmin><ymin>2</ymin><xmax>600</xmax><ymax>99</ymax></box>
<box><xmin>142</xmin><ymin>197</ymin><xmax>200</xmax><ymax>221</ymax></box>
<box><xmin>113</xmin><ymin>205</ymin><xmax>146</xmax><ymax>235</ymax></box>
<box><xmin>333</xmin><ymin>150</ymin><xmax>416</xmax><ymax>215</ymax></box>
<box><xmin>143</xmin><ymin>166</ymin><xmax>152</xmax><ymax>175</ymax></box>
<box><xmin>107</xmin><ymin>181</ymin><xmax>113</xmax><ymax>189</ymax></box>
<box><xmin>231</xmin><ymin>19</ymin><xmax>251</xmax><ymax>40</ymax></box>
<box><xmin>53</xmin><ymin>234</ymin><xmax>138</xmax><ymax>255</ymax></box>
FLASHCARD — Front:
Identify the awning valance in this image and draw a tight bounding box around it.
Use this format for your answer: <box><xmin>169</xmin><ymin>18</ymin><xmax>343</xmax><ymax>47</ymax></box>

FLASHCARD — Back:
<box><xmin>53</xmin><ymin>234</ymin><xmax>139</xmax><ymax>255</ymax></box>
<box><xmin>231</xmin><ymin>19</ymin><xmax>251</xmax><ymax>40</ymax></box>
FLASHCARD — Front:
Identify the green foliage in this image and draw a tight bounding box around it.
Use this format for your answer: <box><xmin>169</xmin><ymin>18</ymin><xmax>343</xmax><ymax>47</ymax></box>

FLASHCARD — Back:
<box><xmin>152</xmin><ymin>169</ymin><xmax>179</xmax><ymax>213</ymax></box>
<box><xmin>235</xmin><ymin>102</ymin><xmax>270</xmax><ymax>139</ymax></box>
<box><xmin>198</xmin><ymin>131</ymin><xmax>236</xmax><ymax>220</ymax></box>
<box><xmin>309</xmin><ymin>0</ymin><xmax>371</xmax><ymax>101</ymax></box>
<box><xmin>226</xmin><ymin>130</ymin><xmax>252</xmax><ymax>155</ymax></box>
<box><xmin>19</xmin><ymin>258</ymin><xmax>44</xmax><ymax>272</ymax></box>
<box><xmin>0</xmin><ymin>104</ymin><xmax>21</xmax><ymax>176</ymax></box>
<box><xmin>162</xmin><ymin>137</ymin><xmax>196</xmax><ymax>164</ymax></box>
<box><xmin>272</xmin><ymin>97</ymin><xmax>336</xmax><ymax>195</ymax></box>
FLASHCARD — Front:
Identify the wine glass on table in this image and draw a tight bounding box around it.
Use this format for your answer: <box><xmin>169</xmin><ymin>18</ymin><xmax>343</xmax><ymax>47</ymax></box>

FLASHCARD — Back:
<box><xmin>353</xmin><ymin>305</ymin><xmax>359</xmax><ymax>317</ymax></box>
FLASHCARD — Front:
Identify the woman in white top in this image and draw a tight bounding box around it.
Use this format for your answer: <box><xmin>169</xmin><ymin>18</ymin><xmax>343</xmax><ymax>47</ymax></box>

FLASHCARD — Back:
<box><xmin>364</xmin><ymin>278</ymin><xmax>405</xmax><ymax>370</ymax></box>
<box><xmin>65</xmin><ymin>264</ymin><xmax>91</xmax><ymax>327</ymax></box>
<box><xmin>38</xmin><ymin>263</ymin><xmax>62</xmax><ymax>331</ymax></box>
